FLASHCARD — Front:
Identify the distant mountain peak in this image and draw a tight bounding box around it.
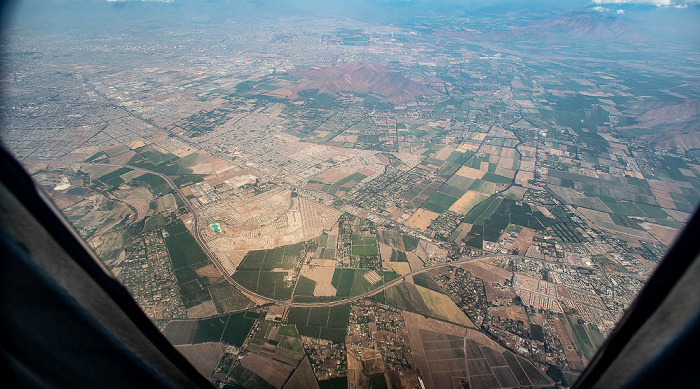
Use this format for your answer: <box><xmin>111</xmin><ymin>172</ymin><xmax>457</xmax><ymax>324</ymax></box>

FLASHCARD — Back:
<box><xmin>537</xmin><ymin>11</ymin><xmax>631</xmax><ymax>39</ymax></box>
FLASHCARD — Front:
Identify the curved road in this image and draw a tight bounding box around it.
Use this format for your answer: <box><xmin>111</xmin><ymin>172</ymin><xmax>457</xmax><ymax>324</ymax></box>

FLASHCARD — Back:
<box><xmin>286</xmin><ymin>254</ymin><xmax>520</xmax><ymax>308</ymax></box>
<box><xmin>86</xmin><ymin>162</ymin><xmax>597</xmax><ymax>309</ymax></box>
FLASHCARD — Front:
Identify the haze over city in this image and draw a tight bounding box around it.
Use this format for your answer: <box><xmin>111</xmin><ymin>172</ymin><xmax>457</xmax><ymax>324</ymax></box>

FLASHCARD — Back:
<box><xmin>1</xmin><ymin>0</ymin><xmax>699</xmax><ymax>388</ymax></box>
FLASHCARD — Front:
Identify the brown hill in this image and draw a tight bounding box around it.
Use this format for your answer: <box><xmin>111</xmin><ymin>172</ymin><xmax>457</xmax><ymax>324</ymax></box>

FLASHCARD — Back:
<box><xmin>434</xmin><ymin>12</ymin><xmax>641</xmax><ymax>43</ymax></box>
<box><xmin>620</xmin><ymin>100</ymin><xmax>700</xmax><ymax>152</ymax></box>
<box><xmin>641</xmin><ymin>130</ymin><xmax>700</xmax><ymax>152</ymax></box>
<box><xmin>530</xmin><ymin>12</ymin><xmax>636</xmax><ymax>41</ymax></box>
<box><xmin>635</xmin><ymin>100</ymin><xmax>700</xmax><ymax>128</ymax></box>
<box><xmin>288</xmin><ymin>63</ymin><xmax>439</xmax><ymax>103</ymax></box>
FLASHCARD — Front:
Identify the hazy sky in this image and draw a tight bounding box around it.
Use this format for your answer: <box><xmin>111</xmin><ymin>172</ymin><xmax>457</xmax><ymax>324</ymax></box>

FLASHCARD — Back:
<box><xmin>2</xmin><ymin>0</ymin><xmax>698</xmax><ymax>39</ymax></box>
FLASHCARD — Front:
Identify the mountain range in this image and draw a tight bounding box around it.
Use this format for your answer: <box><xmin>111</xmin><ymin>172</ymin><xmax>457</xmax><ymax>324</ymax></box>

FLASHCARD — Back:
<box><xmin>288</xmin><ymin>63</ymin><xmax>440</xmax><ymax>103</ymax></box>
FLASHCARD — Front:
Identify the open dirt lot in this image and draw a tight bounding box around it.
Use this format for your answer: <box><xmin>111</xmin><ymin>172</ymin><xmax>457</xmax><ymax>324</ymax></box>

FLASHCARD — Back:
<box><xmin>187</xmin><ymin>300</ymin><xmax>218</xmax><ymax>318</ymax></box>
<box><xmin>455</xmin><ymin>166</ymin><xmax>486</xmax><ymax>179</ymax></box>
<box><xmin>402</xmin><ymin>311</ymin><xmax>553</xmax><ymax>389</ymax></box>
<box><xmin>450</xmin><ymin>191</ymin><xmax>487</xmax><ymax>215</ymax></box>
<box><xmin>313</xmin><ymin>168</ymin><xmax>351</xmax><ymax>184</ymax></box>
<box><xmin>640</xmin><ymin>222</ymin><xmax>681</xmax><ymax>246</ymax></box>
<box><xmin>461</xmin><ymin>260</ymin><xmax>512</xmax><ymax>284</ymax></box>
<box><xmin>512</xmin><ymin>227</ymin><xmax>537</xmax><ymax>255</ymax></box>
<box><xmin>176</xmin><ymin>342</ymin><xmax>227</xmax><ymax>378</ymax></box>
<box><xmin>405</xmin><ymin>209</ymin><xmax>440</xmax><ymax>230</ymax></box>
<box><xmin>241</xmin><ymin>352</ymin><xmax>294</xmax><ymax>389</ymax></box>
<box><xmin>488</xmin><ymin>306</ymin><xmax>528</xmax><ymax>322</ymax></box>
<box><xmin>299</xmin><ymin>264</ymin><xmax>337</xmax><ymax>296</ymax></box>
<box><xmin>195</xmin><ymin>264</ymin><xmax>222</xmax><ymax>278</ymax></box>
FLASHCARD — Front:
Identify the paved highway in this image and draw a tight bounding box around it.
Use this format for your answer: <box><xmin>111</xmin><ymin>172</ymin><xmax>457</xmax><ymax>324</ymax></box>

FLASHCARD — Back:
<box><xmin>282</xmin><ymin>254</ymin><xmax>524</xmax><ymax>308</ymax></box>
<box><xmin>85</xmin><ymin>162</ymin><xmax>618</xmax><ymax>309</ymax></box>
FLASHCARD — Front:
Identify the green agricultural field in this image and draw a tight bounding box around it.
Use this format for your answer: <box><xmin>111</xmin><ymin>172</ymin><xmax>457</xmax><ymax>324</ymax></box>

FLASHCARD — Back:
<box><xmin>402</xmin><ymin>235</ymin><xmax>419</xmax><ymax>251</ymax></box>
<box><xmin>331</xmin><ymin>268</ymin><xmax>357</xmax><ymax>296</ymax></box>
<box><xmin>238</xmin><ymin>250</ymin><xmax>265</xmax><ymax>270</ymax></box>
<box><xmin>294</xmin><ymin>276</ymin><xmax>316</xmax><ymax>296</ymax></box>
<box><xmin>295</xmin><ymin>325</ymin><xmax>322</xmax><ymax>339</ymax></box>
<box><xmin>331</xmin><ymin>268</ymin><xmax>372</xmax><ymax>297</ymax></box>
<box><xmin>385</xmin><ymin>282</ymin><xmax>473</xmax><ymax>327</ymax></box>
<box><xmin>174</xmin><ymin>266</ymin><xmax>199</xmax><ymax>284</ymax></box>
<box><xmin>322</xmin><ymin>172</ymin><xmax>367</xmax><ymax>195</ymax></box>
<box><xmin>139</xmin><ymin>149</ymin><xmax>179</xmax><ymax>165</ymax></box>
<box><xmin>383</xmin><ymin>271</ymin><xmax>399</xmax><ymax>284</ymax></box>
<box><xmin>446</xmin><ymin>150</ymin><xmax>475</xmax><ymax>165</ymax></box>
<box><xmin>402</xmin><ymin>188</ymin><xmax>420</xmax><ymax>201</ymax></box>
<box><xmin>256</xmin><ymin>271</ymin><xmax>293</xmax><ymax>300</ymax></box>
<box><xmin>483</xmin><ymin>201</ymin><xmax>512</xmax><ymax>241</ymax></box>
<box><xmin>319</xmin><ymin>377</ymin><xmax>348</xmax><ymax>389</ymax></box>
<box><xmin>287</xmin><ymin>304</ymin><xmax>350</xmax><ymax>343</ymax></box>
<box><xmin>327</xmin><ymin>305</ymin><xmax>351</xmax><ymax>328</ymax></box>
<box><xmin>231</xmin><ymin>270</ymin><xmax>259</xmax><ymax>292</ymax></box>
<box><xmin>351</xmin><ymin>245</ymin><xmax>366</xmax><ymax>255</ymax></box>
<box><xmin>422</xmin><ymin>191</ymin><xmax>459</xmax><ymax>213</ymax></box>
<box><xmin>175</xmin><ymin>268</ymin><xmax>212</xmax><ymax>308</ymax></box>
<box><xmin>144</xmin><ymin>214</ymin><xmax>166</xmax><ymax>232</ymax></box>
<box><xmin>175</xmin><ymin>152</ymin><xmax>200</xmax><ymax>168</ymax></box>
<box><xmin>351</xmin><ymin>235</ymin><xmax>374</xmax><ymax>245</ymax></box>
<box><xmin>220</xmin><ymin>312</ymin><xmax>256</xmax><ymax>347</ymax></box>
<box><xmin>369</xmin><ymin>291</ymin><xmax>385</xmax><ymax>304</ymax></box>
<box><xmin>96</xmin><ymin>167</ymin><xmax>132</xmax><ymax>183</ymax></box>
<box><xmin>464</xmin><ymin>156</ymin><xmax>483</xmax><ymax>169</ymax></box>
<box><xmin>277</xmin><ymin>330</ymin><xmax>304</xmax><ymax>354</ymax></box>
<box><xmin>390</xmin><ymin>249</ymin><xmax>408</xmax><ymax>262</ymax></box>
<box><xmin>364</xmin><ymin>245</ymin><xmax>379</xmax><ymax>255</ymax></box>
<box><xmin>566</xmin><ymin>315</ymin><xmax>602</xmax><ymax>361</ymax></box>
<box><xmin>385</xmin><ymin>282</ymin><xmax>431</xmax><ymax>316</ymax></box>
<box><xmin>469</xmin><ymin>179</ymin><xmax>499</xmax><ymax>195</ymax></box>
<box><xmin>593</xmin><ymin>255</ymin><xmax>627</xmax><ymax>273</ymax></box>
<box><xmin>412</xmin><ymin>272</ymin><xmax>443</xmax><ymax>293</ymax></box>
<box><xmin>126</xmin><ymin>147</ymin><xmax>197</xmax><ymax>179</ymax></box>
<box><xmin>438</xmin><ymin>183</ymin><xmax>468</xmax><ymax>198</ymax></box>
<box><xmin>447</xmin><ymin>174</ymin><xmax>476</xmax><ymax>191</ymax></box>
<box><xmin>369</xmin><ymin>374</ymin><xmax>389</xmax><ymax>389</ymax></box>
<box><xmin>463</xmin><ymin>196</ymin><xmax>502</xmax><ymax>224</ymax></box>
<box><xmin>319</xmin><ymin>327</ymin><xmax>347</xmax><ymax>343</ymax></box>
<box><xmin>85</xmin><ymin>151</ymin><xmax>106</xmax><ymax>162</ymax></box>
<box><xmin>193</xmin><ymin>315</ymin><xmax>228</xmax><ymax>343</ymax></box>
<box><xmin>276</xmin><ymin>325</ymin><xmax>299</xmax><ymax>338</ymax></box>
<box><xmin>238</xmin><ymin>242</ymin><xmax>305</xmax><ymax>271</ymax></box>
<box><xmin>232</xmin><ymin>242</ymin><xmax>309</xmax><ymax>299</ymax></box>
<box><xmin>600</xmin><ymin>197</ymin><xmax>646</xmax><ymax>217</ymax></box>
<box><xmin>507</xmin><ymin>200</ymin><xmax>556</xmax><ymax>230</ymax></box>
<box><xmin>164</xmin><ymin>220</ymin><xmax>208</xmax><ymax>269</ymax></box>
<box><xmin>307</xmin><ymin>308</ymin><xmax>331</xmax><ymax>326</ymax></box>
<box><xmin>172</xmin><ymin>174</ymin><xmax>205</xmax><ymax>188</ymax></box>
<box><xmin>209</xmin><ymin>282</ymin><xmax>253</xmax><ymax>313</ymax></box>
<box><xmin>352</xmin><ymin>242</ymin><xmax>379</xmax><ymax>256</ymax></box>
<box><xmin>251</xmin><ymin>321</ymin><xmax>274</xmax><ymax>344</ymax></box>
<box><xmin>96</xmin><ymin>175</ymin><xmax>126</xmax><ymax>188</ymax></box>
<box><xmin>244</xmin><ymin>310</ymin><xmax>265</xmax><ymax>320</ymax></box>
<box><xmin>635</xmin><ymin>203</ymin><xmax>668</xmax><ymax>219</ymax></box>
<box><xmin>133</xmin><ymin>173</ymin><xmax>171</xmax><ymax>196</ymax></box>
<box><xmin>134</xmin><ymin>172</ymin><xmax>165</xmax><ymax>187</ymax></box>
<box><xmin>250</xmin><ymin>323</ymin><xmax>303</xmax><ymax>365</ymax></box>
<box><xmin>610</xmin><ymin>214</ymin><xmax>645</xmax><ymax>231</ymax></box>
<box><xmin>481</xmin><ymin>172</ymin><xmax>513</xmax><ymax>184</ymax></box>
<box><xmin>287</xmin><ymin>307</ymin><xmax>310</xmax><ymax>324</ymax></box>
